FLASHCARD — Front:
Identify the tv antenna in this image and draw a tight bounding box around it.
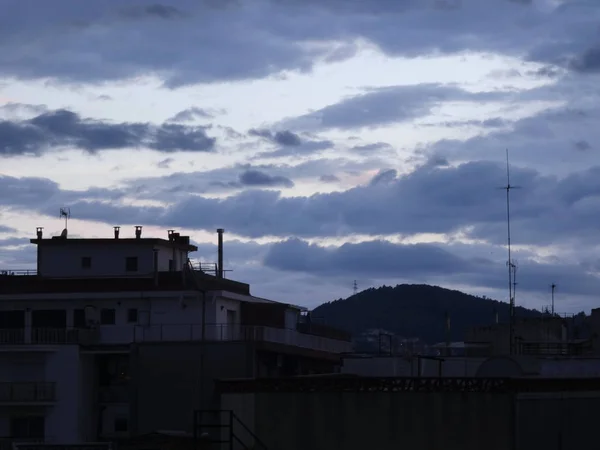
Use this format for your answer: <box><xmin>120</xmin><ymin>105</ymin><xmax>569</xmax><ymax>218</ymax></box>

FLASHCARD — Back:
<box><xmin>59</xmin><ymin>207</ymin><xmax>71</xmax><ymax>231</ymax></box>
<box><xmin>353</xmin><ymin>280</ymin><xmax>358</xmax><ymax>296</ymax></box>
<box><xmin>551</xmin><ymin>283</ymin><xmax>557</xmax><ymax>315</ymax></box>
<box><xmin>499</xmin><ymin>149</ymin><xmax>520</xmax><ymax>355</ymax></box>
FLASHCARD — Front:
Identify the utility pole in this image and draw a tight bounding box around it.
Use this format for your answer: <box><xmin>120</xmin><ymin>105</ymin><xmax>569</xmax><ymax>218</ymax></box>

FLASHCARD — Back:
<box><xmin>353</xmin><ymin>280</ymin><xmax>358</xmax><ymax>296</ymax></box>
<box><xmin>551</xmin><ymin>283</ymin><xmax>556</xmax><ymax>315</ymax></box>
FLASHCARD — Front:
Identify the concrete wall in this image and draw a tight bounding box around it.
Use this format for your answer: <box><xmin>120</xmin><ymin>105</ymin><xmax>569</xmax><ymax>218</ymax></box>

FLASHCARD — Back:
<box><xmin>222</xmin><ymin>389</ymin><xmax>600</xmax><ymax>450</ymax></box>
<box><xmin>516</xmin><ymin>393</ymin><xmax>600</xmax><ymax>450</ymax></box>
<box><xmin>38</xmin><ymin>242</ymin><xmax>187</xmax><ymax>277</ymax></box>
<box><xmin>221</xmin><ymin>392</ymin><xmax>513</xmax><ymax>450</ymax></box>
<box><xmin>131</xmin><ymin>341</ymin><xmax>255</xmax><ymax>435</ymax></box>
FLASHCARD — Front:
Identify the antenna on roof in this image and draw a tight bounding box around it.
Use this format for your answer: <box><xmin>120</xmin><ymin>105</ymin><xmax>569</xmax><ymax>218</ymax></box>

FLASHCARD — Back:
<box><xmin>59</xmin><ymin>207</ymin><xmax>71</xmax><ymax>236</ymax></box>
<box><xmin>498</xmin><ymin>149</ymin><xmax>521</xmax><ymax>355</ymax></box>
<box><xmin>551</xmin><ymin>283</ymin><xmax>557</xmax><ymax>315</ymax></box>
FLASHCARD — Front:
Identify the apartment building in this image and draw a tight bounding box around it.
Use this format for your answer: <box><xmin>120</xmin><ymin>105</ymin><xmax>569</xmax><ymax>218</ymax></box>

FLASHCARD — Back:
<box><xmin>0</xmin><ymin>226</ymin><xmax>353</xmax><ymax>446</ymax></box>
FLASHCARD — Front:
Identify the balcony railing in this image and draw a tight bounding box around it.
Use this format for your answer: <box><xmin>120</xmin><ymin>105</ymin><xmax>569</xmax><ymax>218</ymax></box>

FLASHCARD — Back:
<box><xmin>0</xmin><ymin>382</ymin><xmax>56</xmax><ymax>403</ymax></box>
<box><xmin>0</xmin><ymin>438</ymin><xmax>45</xmax><ymax>450</ymax></box>
<box><xmin>0</xmin><ymin>270</ymin><xmax>37</xmax><ymax>276</ymax></box>
<box><xmin>0</xmin><ymin>325</ymin><xmax>353</xmax><ymax>354</ymax></box>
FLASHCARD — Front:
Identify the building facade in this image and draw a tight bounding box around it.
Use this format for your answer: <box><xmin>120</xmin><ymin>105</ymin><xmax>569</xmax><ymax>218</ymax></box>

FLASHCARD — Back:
<box><xmin>0</xmin><ymin>227</ymin><xmax>352</xmax><ymax>446</ymax></box>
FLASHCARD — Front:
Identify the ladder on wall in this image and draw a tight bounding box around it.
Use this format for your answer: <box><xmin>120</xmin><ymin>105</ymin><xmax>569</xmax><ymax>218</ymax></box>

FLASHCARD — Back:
<box><xmin>193</xmin><ymin>410</ymin><xmax>268</xmax><ymax>450</ymax></box>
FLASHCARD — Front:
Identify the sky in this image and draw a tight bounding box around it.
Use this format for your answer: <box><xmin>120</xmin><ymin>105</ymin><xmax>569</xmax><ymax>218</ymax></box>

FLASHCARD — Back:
<box><xmin>1</xmin><ymin>0</ymin><xmax>600</xmax><ymax>313</ymax></box>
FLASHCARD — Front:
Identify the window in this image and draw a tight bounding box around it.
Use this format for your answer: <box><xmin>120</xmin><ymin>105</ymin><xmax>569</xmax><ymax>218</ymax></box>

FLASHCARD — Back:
<box><xmin>100</xmin><ymin>308</ymin><xmax>116</xmax><ymax>325</ymax></box>
<box><xmin>125</xmin><ymin>256</ymin><xmax>138</xmax><ymax>272</ymax></box>
<box><xmin>81</xmin><ymin>256</ymin><xmax>92</xmax><ymax>269</ymax></box>
<box><xmin>127</xmin><ymin>308</ymin><xmax>138</xmax><ymax>323</ymax></box>
<box><xmin>73</xmin><ymin>309</ymin><xmax>86</xmax><ymax>328</ymax></box>
<box><xmin>114</xmin><ymin>418</ymin><xmax>128</xmax><ymax>432</ymax></box>
<box><xmin>10</xmin><ymin>417</ymin><xmax>45</xmax><ymax>438</ymax></box>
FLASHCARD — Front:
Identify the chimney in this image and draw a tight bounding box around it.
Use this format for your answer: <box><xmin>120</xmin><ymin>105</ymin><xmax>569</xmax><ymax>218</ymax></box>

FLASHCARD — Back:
<box><xmin>217</xmin><ymin>228</ymin><xmax>224</xmax><ymax>278</ymax></box>
<box><xmin>168</xmin><ymin>230</ymin><xmax>175</xmax><ymax>241</ymax></box>
<box><xmin>114</xmin><ymin>226</ymin><xmax>120</xmax><ymax>239</ymax></box>
<box><xmin>36</xmin><ymin>227</ymin><xmax>43</xmax><ymax>240</ymax></box>
<box><xmin>135</xmin><ymin>226</ymin><xmax>143</xmax><ymax>239</ymax></box>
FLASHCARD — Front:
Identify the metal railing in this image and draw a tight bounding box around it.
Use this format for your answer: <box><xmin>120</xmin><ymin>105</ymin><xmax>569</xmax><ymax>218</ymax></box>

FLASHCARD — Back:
<box><xmin>0</xmin><ymin>270</ymin><xmax>37</xmax><ymax>276</ymax></box>
<box><xmin>0</xmin><ymin>325</ymin><xmax>353</xmax><ymax>353</ymax></box>
<box><xmin>0</xmin><ymin>438</ymin><xmax>45</xmax><ymax>450</ymax></box>
<box><xmin>0</xmin><ymin>383</ymin><xmax>55</xmax><ymax>402</ymax></box>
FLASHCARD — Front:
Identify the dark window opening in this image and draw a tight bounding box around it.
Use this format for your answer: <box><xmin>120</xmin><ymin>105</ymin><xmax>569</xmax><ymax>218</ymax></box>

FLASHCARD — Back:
<box><xmin>73</xmin><ymin>309</ymin><xmax>86</xmax><ymax>328</ymax></box>
<box><xmin>168</xmin><ymin>259</ymin><xmax>174</xmax><ymax>271</ymax></box>
<box><xmin>100</xmin><ymin>309</ymin><xmax>116</xmax><ymax>325</ymax></box>
<box><xmin>10</xmin><ymin>417</ymin><xmax>45</xmax><ymax>438</ymax></box>
<box><xmin>125</xmin><ymin>257</ymin><xmax>138</xmax><ymax>272</ymax></box>
<box><xmin>127</xmin><ymin>308</ymin><xmax>138</xmax><ymax>323</ymax></box>
<box><xmin>81</xmin><ymin>257</ymin><xmax>92</xmax><ymax>269</ymax></box>
<box><xmin>31</xmin><ymin>310</ymin><xmax>66</xmax><ymax>328</ymax></box>
<box><xmin>114</xmin><ymin>418</ymin><xmax>128</xmax><ymax>432</ymax></box>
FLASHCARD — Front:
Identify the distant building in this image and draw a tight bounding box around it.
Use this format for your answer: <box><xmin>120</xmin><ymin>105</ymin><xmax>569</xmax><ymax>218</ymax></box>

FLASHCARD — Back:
<box><xmin>0</xmin><ymin>226</ymin><xmax>352</xmax><ymax>447</ymax></box>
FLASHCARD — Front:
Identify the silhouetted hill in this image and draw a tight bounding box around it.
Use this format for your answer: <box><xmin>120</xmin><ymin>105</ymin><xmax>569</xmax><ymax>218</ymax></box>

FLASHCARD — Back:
<box><xmin>312</xmin><ymin>284</ymin><xmax>543</xmax><ymax>344</ymax></box>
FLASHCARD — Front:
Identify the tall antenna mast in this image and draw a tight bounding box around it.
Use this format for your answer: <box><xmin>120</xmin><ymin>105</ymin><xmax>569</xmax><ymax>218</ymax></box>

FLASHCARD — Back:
<box><xmin>60</xmin><ymin>207</ymin><xmax>71</xmax><ymax>231</ymax></box>
<box><xmin>502</xmin><ymin>149</ymin><xmax>520</xmax><ymax>355</ymax></box>
<box><xmin>353</xmin><ymin>280</ymin><xmax>358</xmax><ymax>296</ymax></box>
<box><xmin>551</xmin><ymin>283</ymin><xmax>556</xmax><ymax>315</ymax></box>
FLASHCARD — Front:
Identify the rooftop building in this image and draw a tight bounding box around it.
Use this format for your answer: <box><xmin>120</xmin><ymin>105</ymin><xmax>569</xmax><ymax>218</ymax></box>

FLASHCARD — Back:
<box><xmin>0</xmin><ymin>226</ymin><xmax>352</xmax><ymax>447</ymax></box>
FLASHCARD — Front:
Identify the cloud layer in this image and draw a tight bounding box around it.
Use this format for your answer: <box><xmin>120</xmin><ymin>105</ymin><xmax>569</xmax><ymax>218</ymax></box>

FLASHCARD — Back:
<box><xmin>0</xmin><ymin>109</ymin><xmax>215</xmax><ymax>155</ymax></box>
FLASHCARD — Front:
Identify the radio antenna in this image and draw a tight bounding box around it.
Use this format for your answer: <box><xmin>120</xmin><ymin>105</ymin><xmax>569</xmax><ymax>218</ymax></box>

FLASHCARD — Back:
<box><xmin>59</xmin><ymin>207</ymin><xmax>71</xmax><ymax>232</ymax></box>
<box><xmin>500</xmin><ymin>149</ymin><xmax>520</xmax><ymax>354</ymax></box>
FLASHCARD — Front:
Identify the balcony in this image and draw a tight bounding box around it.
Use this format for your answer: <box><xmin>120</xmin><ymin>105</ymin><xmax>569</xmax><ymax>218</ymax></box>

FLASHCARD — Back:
<box><xmin>0</xmin><ymin>438</ymin><xmax>45</xmax><ymax>450</ymax></box>
<box><xmin>0</xmin><ymin>325</ymin><xmax>353</xmax><ymax>354</ymax></box>
<box><xmin>0</xmin><ymin>382</ymin><xmax>56</xmax><ymax>403</ymax></box>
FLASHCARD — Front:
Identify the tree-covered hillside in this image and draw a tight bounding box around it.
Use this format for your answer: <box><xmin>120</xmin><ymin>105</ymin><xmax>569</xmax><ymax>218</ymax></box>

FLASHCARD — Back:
<box><xmin>312</xmin><ymin>284</ymin><xmax>544</xmax><ymax>344</ymax></box>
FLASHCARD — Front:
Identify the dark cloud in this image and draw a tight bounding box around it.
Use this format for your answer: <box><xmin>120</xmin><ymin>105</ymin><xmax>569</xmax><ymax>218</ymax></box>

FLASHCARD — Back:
<box><xmin>0</xmin><ymin>108</ymin><xmax>215</xmax><ymax>156</ymax></box>
<box><xmin>569</xmin><ymin>45</ymin><xmax>600</xmax><ymax>74</ymax></box>
<box><xmin>424</xmin><ymin>101</ymin><xmax>600</xmax><ymax>176</ymax></box>
<box><xmin>6</xmin><ymin>160</ymin><xmax>600</xmax><ymax>253</ymax></box>
<box><xmin>249</xmin><ymin>129</ymin><xmax>302</xmax><ymax>146</ymax></box>
<box><xmin>319</xmin><ymin>174</ymin><xmax>340</xmax><ymax>183</ymax></box>
<box><xmin>574</xmin><ymin>140</ymin><xmax>591</xmax><ymax>151</ymax></box>
<box><xmin>168</xmin><ymin>107</ymin><xmax>215</xmax><ymax>123</ymax></box>
<box><xmin>122</xmin><ymin>158</ymin><xmax>386</xmax><ymax>197</ymax></box>
<box><xmin>239</xmin><ymin>170</ymin><xmax>294</xmax><ymax>188</ymax></box>
<box><xmin>280</xmin><ymin>84</ymin><xmax>508</xmax><ymax>131</ymax></box>
<box><xmin>422</xmin><ymin>117</ymin><xmax>509</xmax><ymax>129</ymax></box>
<box><xmin>0</xmin><ymin>226</ymin><xmax>17</xmax><ymax>234</ymax></box>
<box><xmin>248</xmin><ymin>128</ymin><xmax>334</xmax><ymax>158</ymax></box>
<box><xmin>156</xmin><ymin>158</ymin><xmax>174</xmax><ymax>169</ymax></box>
<box><xmin>262</xmin><ymin>238</ymin><xmax>600</xmax><ymax>300</ymax></box>
<box><xmin>0</xmin><ymin>0</ymin><xmax>594</xmax><ymax>86</ymax></box>
<box><xmin>369</xmin><ymin>169</ymin><xmax>397</xmax><ymax>186</ymax></box>
<box><xmin>0</xmin><ymin>103</ymin><xmax>48</xmax><ymax>116</ymax></box>
<box><xmin>351</xmin><ymin>142</ymin><xmax>395</xmax><ymax>154</ymax></box>
<box><xmin>119</xmin><ymin>4</ymin><xmax>185</xmax><ymax>20</ymax></box>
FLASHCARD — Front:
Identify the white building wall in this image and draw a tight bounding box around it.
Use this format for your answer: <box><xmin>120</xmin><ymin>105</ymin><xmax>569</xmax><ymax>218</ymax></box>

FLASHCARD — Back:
<box><xmin>38</xmin><ymin>243</ymin><xmax>188</xmax><ymax>278</ymax></box>
<box><xmin>44</xmin><ymin>346</ymin><xmax>81</xmax><ymax>443</ymax></box>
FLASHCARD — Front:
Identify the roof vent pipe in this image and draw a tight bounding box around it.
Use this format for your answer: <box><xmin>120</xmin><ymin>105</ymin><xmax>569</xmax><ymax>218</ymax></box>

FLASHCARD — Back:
<box><xmin>36</xmin><ymin>227</ymin><xmax>43</xmax><ymax>240</ymax></box>
<box><xmin>114</xmin><ymin>226</ymin><xmax>120</xmax><ymax>239</ymax></box>
<box><xmin>135</xmin><ymin>226</ymin><xmax>143</xmax><ymax>239</ymax></box>
<box><xmin>217</xmin><ymin>228</ymin><xmax>224</xmax><ymax>278</ymax></box>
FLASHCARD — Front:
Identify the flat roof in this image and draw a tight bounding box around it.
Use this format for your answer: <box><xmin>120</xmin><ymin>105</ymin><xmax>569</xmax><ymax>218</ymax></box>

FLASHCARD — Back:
<box><xmin>0</xmin><ymin>271</ymin><xmax>249</xmax><ymax>295</ymax></box>
<box><xmin>30</xmin><ymin>238</ymin><xmax>198</xmax><ymax>252</ymax></box>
